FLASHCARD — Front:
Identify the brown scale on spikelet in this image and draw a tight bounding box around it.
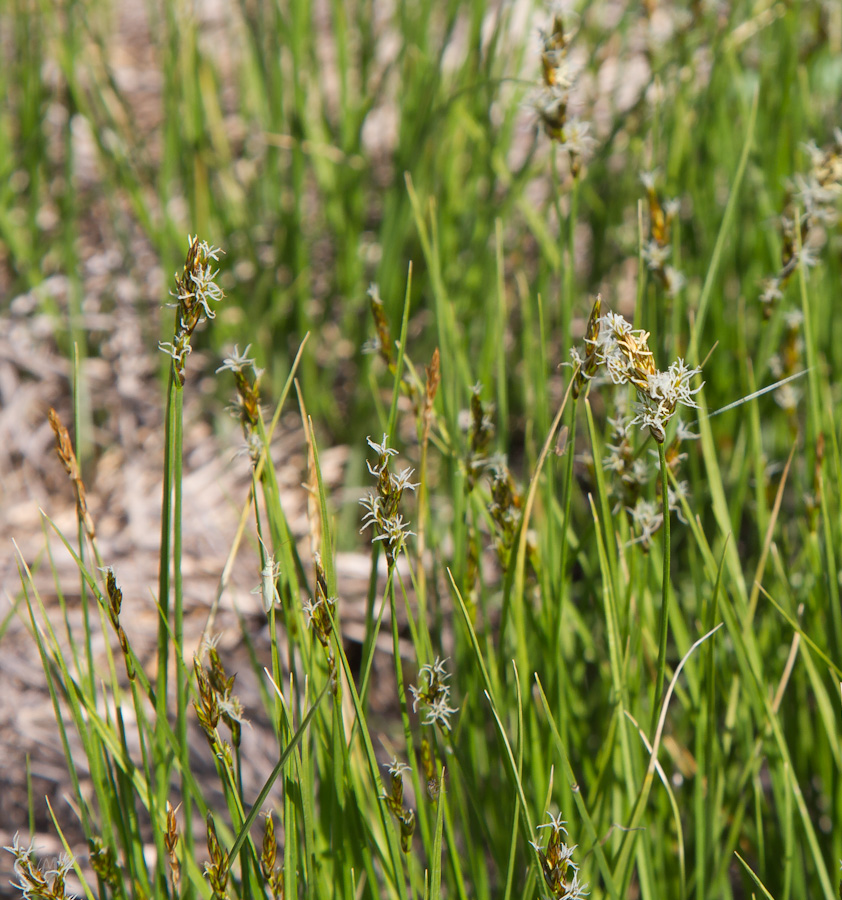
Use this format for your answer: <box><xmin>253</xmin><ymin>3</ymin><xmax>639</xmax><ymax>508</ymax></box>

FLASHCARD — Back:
<box><xmin>359</xmin><ymin>434</ymin><xmax>419</xmax><ymax>567</ymax></box>
<box><xmin>382</xmin><ymin>759</ymin><xmax>417</xmax><ymax>853</ymax></box>
<box><xmin>194</xmin><ymin>644</ymin><xmax>246</xmax><ymax>753</ymax></box>
<box><xmin>530</xmin><ymin>812</ymin><xmax>589</xmax><ymax>899</ymax></box>
<box><xmin>572</xmin><ymin>294</ymin><xmax>601</xmax><ymax>399</ymax></box>
<box><xmin>260</xmin><ymin>812</ymin><xmax>284</xmax><ymax>900</ymax></box>
<box><xmin>217</xmin><ymin>345</ymin><xmax>265</xmax><ymax>464</ymax></box>
<box><xmin>640</xmin><ymin>172</ymin><xmax>685</xmax><ymax>299</ymax></box>
<box><xmin>89</xmin><ymin>837</ymin><xmax>121</xmax><ymax>892</ymax></box>
<box><xmin>529</xmin><ymin>12</ymin><xmax>596</xmax><ymax>178</ymax></box>
<box><xmin>366</xmin><ymin>282</ymin><xmax>395</xmax><ymax>371</ymax></box>
<box><xmin>301</xmin><ymin>553</ymin><xmax>340</xmax><ymax>696</ymax></box>
<box><xmin>760</xmin><ymin>130</ymin><xmax>842</xmax><ymax>317</ymax></box>
<box><xmin>465</xmin><ymin>385</ymin><xmax>494</xmax><ymax>493</ymax></box>
<box><xmin>487</xmin><ymin>458</ymin><xmax>523</xmax><ymax>564</ymax></box>
<box><xmin>568</xmin><ymin>302</ymin><xmax>703</xmax><ymax>545</ymax></box>
<box><xmin>164</xmin><ymin>802</ymin><xmax>181</xmax><ymax>893</ymax></box>
<box><xmin>48</xmin><ymin>408</ymin><xmax>95</xmax><ymax>540</ymax></box>
<box><xmin>410</xmin><ymin>657</ymin><xmax>459</xmax><ymax>735</ymax></box>
<box><xmin>5</xmin><ymin>835</ymin><xmax>75</xmax><ymax>900</ymax></box>
<box><xmin>205</xmin><ymin>812</ymin><xmax>230</xmax><ymax>899</ymax></box>
<box><xmin>102</xmin><ymin>566</ymin><xmax>135</xmax><ymax>681</ymax></box>
<box><xmin>159</xmin><ymin>235</ymin><xmax>224</xmax><ymax>385</ymax></box>
<box><xmin>422</xmin><ymin>348</ymin><xmax>441</xmax><ymax>447</ymax></box>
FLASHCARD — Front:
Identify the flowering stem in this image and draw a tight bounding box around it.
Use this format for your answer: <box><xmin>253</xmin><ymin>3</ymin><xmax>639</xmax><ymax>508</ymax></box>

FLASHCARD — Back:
<box><xmin>157</xmin><ymin>358</ymin><xmax>195</xmax><ymax>867</ymax></box>
<box><xmin>564</xmin><ymin>176</ymin><xmax>579</xmax><ymax>359</ymax></box>
<box><xmin>156</xmin><ymin>365</ymin><xmax>175</xmax><ymax>733</ymax></box>
<box><xmin>155</xmin><ymin>363</ymin><xmax>182</xmax><ymax>892</ymax></box>
<box><xmin>552</xmin><ymin>169</ymin><xmax>583</xmax><ymax>678</ymax></box>
<box><xmin>652</xmin><ymin>440</ymin><xmax>671</xmax><ymax>733</ymax></box>
<box><xmin>171</xmin><ymin>377</ymin><xmax>192</xmax><ymax>852</ymax></box>
<box><xmin>387</xmin><ymin>573</ymin><xmax>430</xmax><ymax>850</ymax></box>
<box><xmin>554</xmin><ymin>400</ymin><xmax>577</xmax><ymax>674</ymax></box>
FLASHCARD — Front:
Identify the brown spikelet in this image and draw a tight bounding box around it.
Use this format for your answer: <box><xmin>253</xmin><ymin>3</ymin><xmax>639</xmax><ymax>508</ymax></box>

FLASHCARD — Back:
<box><xmin>162</xmin><ymin>236</ymin><xmax>224</xmax><ymax>384</ymax></box>
<box><xmin>573</xmin><ymin>294</ymin><xmax>601</xmax><ymax>399</ymax></box>
<box><xmin>234</xmin><ymin>370</ymin><xmax>260</xmax><ymax>429</ymax></box>
<box><xmin>466</xmin><ymin>386</ymin><xmax>494</xmax><ymax>493</ymax></box>
<box><xmin>205</xmin><ymin>812</ymin><xmax>230</xmax><ymax>898</ymax></box>
<box><xmin>194</xmin><ymin>655</ymin><xmax>221</xmax><ymax>740</ymax></box>
<box><xmin>645</xmin><ymin>182</ymin><xmax>668</xmax><ymax>247</ymax></box>
<box><xmin>369</xmin><ymin>283</ymin><xmax>395</xmax><ymax>369</ymax></box>
<box><xmin>541</xmin><ymin>14</ymin><xmax>569</xmax><ymax>87</ymax></box>
<box><xmin>420</xmin><ymin>733</ymin><xmax>436</xmax><ymax>786</ymax></box>
<box><xmin>89</xmin><ymin>838</ymin><xmax>121</xmax><ymax>891</ymax></box>
<box><xmin>422</xmin><ymin>348</ymin><xmax>440</xmax><ymax>447</ymax></box>
<box><xmin>165</xmin><ymin>802</ymin><xmax>181</xmax><ymax>891</ymax></box>
<box><xmin>48</xmin><ymin>408</ymin><xmax>96</xmax><ymax>540</ymax></box>
<box><xmin>261</xmin><ymin>812</ymin><xmax>284</xmax><ymax>899</ymax></box>
<box><xmin>102</xmin><ymin>567</ymin><xmax>136</xmax><ymax>680</ymax></box>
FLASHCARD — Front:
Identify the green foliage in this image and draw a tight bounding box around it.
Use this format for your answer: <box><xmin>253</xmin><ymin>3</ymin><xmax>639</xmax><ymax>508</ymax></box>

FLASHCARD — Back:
<box><xmin>5</xmin><ymin>0</ymin><xmax>842</xmax><ymax>898</ymax></box>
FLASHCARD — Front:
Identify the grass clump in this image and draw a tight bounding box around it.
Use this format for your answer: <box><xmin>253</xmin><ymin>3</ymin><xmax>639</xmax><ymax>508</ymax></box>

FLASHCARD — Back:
<box><xmin>4</xmin><ymin>1</ymin><xmax>842</xmax><ymax>899</ymax></box>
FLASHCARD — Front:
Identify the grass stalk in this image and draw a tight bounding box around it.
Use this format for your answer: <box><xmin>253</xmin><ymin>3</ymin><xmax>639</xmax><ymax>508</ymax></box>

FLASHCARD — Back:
<box><xmin>8</xmin><ymin>6</ymin><xmax>842</xmax><ymax>899</ymax></box>
<box><xmin>652</xmin><ymin>439</ymin><xmax>672</xmax><ymax>732</ymax></box>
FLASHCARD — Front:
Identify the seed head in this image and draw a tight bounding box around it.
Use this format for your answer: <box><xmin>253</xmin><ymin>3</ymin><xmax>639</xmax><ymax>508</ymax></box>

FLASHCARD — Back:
<box><xmin>531</xmin><ymin>812</ymin><xmax>589</xmax><ymax>899</ymax></box>
<box><xmin>159</xmin><ymin>235</ymin><xmax>225</xmax><ymax>385</ymax></box>
<box><xmin>530</xmin><ymin>10</ymin><xmax>597</xmax><ymax>177</ymax></box>
<box><xmin>410</xmin><ymin>657</ymin><xmax>459</xmax><ymax>732</ymax></box>
<box><xmin>571</xmin><ymin>307</ymin><xmax>703</xmax><ymax>443</ymax></box>
<box><xmin>359</xmin><ymin>434</ymin><xmax>418</xmax><ymax>565</ymax></box>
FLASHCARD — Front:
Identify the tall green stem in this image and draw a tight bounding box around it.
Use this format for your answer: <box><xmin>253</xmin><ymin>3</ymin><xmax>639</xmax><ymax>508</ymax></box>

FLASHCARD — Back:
<box><xmin>652</xmin><ymin>440</ymin><xmax>671</xmax><ymax>733</ymax></box>
<box><xmin>171</xmin><ymin>380</ymin><xmax>194</xmax><ymax>867</ymax></box>
<box><xmin>563</xmin><ymin>176</ymin><xmax>579</xmax><ymax>359</ymax></box>
<box><xmin>156</xmin><ymin>369</ymin><xmax>176</xmax><ymax>719</ymax></box>
<box><xmin>156</xmin><ymin>358</ymin><xmax>194</xmax><ymax>890</ymax></box>
<box><xmin>154</xmin><ymin>365</ymin><xmax>176</xmax><ymax>897</ymax></box>
<box><xmin>554</xmin><ymin>401</ymin><xmax>577</xmax><ymax>666</ymax></box>
<box><xmin>553</xmin><ymin>174</ymin><xmax>579</xmax><ymax>691</ymax></box>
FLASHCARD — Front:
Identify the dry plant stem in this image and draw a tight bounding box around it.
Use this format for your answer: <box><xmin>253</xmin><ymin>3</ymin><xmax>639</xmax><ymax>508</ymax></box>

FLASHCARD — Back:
<box><xmin>49</xmin><ymin>396</ymin><xmax>100</xmax><ymax>695</ymax></box>
<box><xmin>651</xmin><ymin>439</ymin><xmax>671</xmax><ymax>733</ymax></box>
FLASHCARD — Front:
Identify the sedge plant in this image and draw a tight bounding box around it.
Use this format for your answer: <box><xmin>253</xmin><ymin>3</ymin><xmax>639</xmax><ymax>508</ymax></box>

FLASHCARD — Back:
<box><xmin>6</xmin><ymin>3</ymin><xmax>842</xmax><ymax>900</ymax></box>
